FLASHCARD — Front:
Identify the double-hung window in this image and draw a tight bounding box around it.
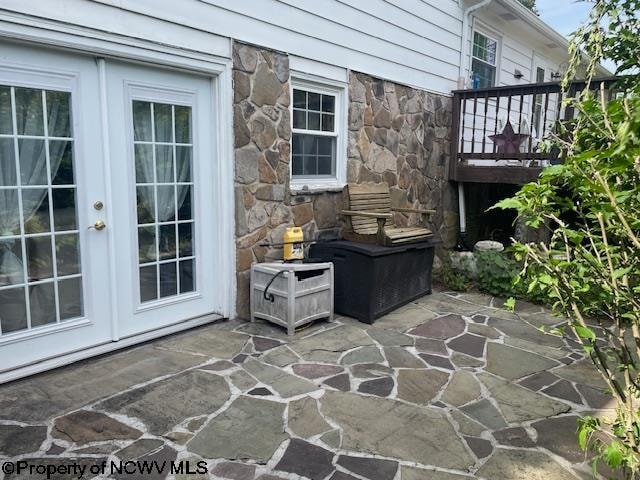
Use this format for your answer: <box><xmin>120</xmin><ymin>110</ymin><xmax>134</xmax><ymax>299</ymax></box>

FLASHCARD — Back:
<box><xmin>471</xmin><ymin>31</ymin><xmax>499</xmax><ymax>88</ymax></box>
<box><xmin>291</xmin><ymin>79</ymin><xmax>345</xmax><ymax>190</ymax></box>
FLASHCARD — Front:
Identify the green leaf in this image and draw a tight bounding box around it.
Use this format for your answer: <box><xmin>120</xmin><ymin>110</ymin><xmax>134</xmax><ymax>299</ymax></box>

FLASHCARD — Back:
<box><xmin>575</xmin><ymin>325</ymin><xmax>597</xmax><ymax>342</ymax></box>
<box><xmin>492</xmin><ymin>198</ymin><xmax>522</xmax><ymax>211</ymax></box>
<box><xmin>603</xmin><ymin>441</ymin><xmax>625</xmax><ymax>468</ymax></box>
<box><xmin>538</xmin><ymin>274</ymin><xmax>554</xmax><ymax>285</ymax></box>
<box><xmin>578</xmin><ymin>424</ymin><xmax>591</xmax><ymax>450</ymax></box>
<box><xmin>504</xmin><ymin>297</ymin><xmax>516</xmax><ymax>311</ymax></box>
<box><xmin>612</xmin><ymin>267</ymin><xmax>631</xmax><ymax>280</ymax></box>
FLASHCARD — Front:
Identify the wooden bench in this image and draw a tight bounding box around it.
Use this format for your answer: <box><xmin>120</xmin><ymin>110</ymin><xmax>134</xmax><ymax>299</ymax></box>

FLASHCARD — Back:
<box><xmin>341</xmin><ymin>183</ymin><xmax>435</xmax><ymax>247</ymax></box>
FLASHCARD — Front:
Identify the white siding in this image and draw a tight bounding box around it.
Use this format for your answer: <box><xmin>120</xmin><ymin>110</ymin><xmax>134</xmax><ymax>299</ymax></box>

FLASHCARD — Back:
<box><xmin>467</xmin><ymin>8</ymin><xmax>567</xmax><ymax>88</ymax></box>
<box><xmin>459</xmin><ymin>7</ymin><xmax>568</xmax><ymax>162</ymax></box>
<box><xmin>0</xmin><ymin>0</ymin><xmax>464</xmax><ymax>95</ymax></box>
<box><xmin>0</xmin><ymin>0</ymin><xmax>570</xmax><ymax>97</ymax></box>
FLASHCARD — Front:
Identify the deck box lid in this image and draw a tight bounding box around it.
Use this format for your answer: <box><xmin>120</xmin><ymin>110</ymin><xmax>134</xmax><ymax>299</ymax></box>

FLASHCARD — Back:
<box><xmin>310</xmin><ymin>239</ymin><xmax>439</xmax><ymax>257</ymax></box>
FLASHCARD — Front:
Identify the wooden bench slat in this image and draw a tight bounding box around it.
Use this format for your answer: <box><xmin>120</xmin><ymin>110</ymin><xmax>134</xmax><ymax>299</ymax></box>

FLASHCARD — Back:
<box><xmin>385</xmin><ymin>227</ymin><xmax>433</xmax><ymax>240</ymax></box>
<box><xmin>344</xmin><ymin>182</ymin><xmax>434</xmax><ymax>246</ymax></box>
<box><xmin>348</xmin><ymin>184</ymin><xmax>390</xmax><ymax>195</ymax></box>
<box><xmin>349</xmin><ymin>198</ymin><xmax>391</xmax><ymax>210</ymax></box>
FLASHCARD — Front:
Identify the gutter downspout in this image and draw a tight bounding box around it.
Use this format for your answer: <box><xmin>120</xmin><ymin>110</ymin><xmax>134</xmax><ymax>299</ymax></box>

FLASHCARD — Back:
<box><xmin>456</xmin><ymin>0</ymin><xmax>492</xmax><ymax>250</ymax></box>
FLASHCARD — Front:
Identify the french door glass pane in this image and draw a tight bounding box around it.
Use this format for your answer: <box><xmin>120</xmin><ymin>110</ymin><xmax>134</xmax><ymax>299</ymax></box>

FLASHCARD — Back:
<box><xmin>18</xmin><ymin>139</ymin><xmax>47</xmax><ymax>185</ymax></box>
<box><xmin>178</xmin><ymin>223</ymin><xmax>193</xmax><ymax>257</ymax></box>
<box><xmin>138</xmin><ymin>226</ymin><xmax>156</xmax><ymax>263</ymax></box>
<box><xmin>139</xmin><ymin>265</ymin><xmax>158</xmax><ymax>302</ymax></box>
<box><xmin>46</xmin><ymin>91</ymin><xmax>72</xmax><ymax>138</ymax></box>
<box><xmin>26</xmin><ymin>236</ymin><xmax>53</xmax><ymax>281</ymax></box>
<box><xmin>56</xmin><ymin>234</ymin><xmax>80</xmax><ymax>276</ymax></box>
<box><xmin>133</xmin><ymin>100</ymin><xmax>196</xmax><ymax>303</ymax></box>
<box><xmin>0</xmin><ymin>287</ymin><xmax>27</xmax><ymax>333</ymax></box>
<box><xmin>155</xmin><ymin>145</ymin><xmax>174</xmax><ymax>183</ymax></box>
<box><xmin>0</xmin><ymin>87</ymin><xmax>12</xmax><ymax>134</ymax></box>
<box><xmin>29</xmin><ymin>282</ymin><xmax>57</xmax><ymax>327</ymax></box>
<box><xmin>133</xmin><ymin>101</ymin><xmax>152</xmax><ymax>141</ymax></box>
<box><xmin>0</xmin><ymin>189</ymin><xmax>20</xmax><ymax>235</ymax></box>
<box><xmin>179</xmin><ymin>259</ymin><xmax>194</xmax><ymax>294</ymax></box>
<box><xmin>159</xmin><ymin>262</ymin><xmax>177</xmax><ymax>297</ymax></box>
<box><xmin>175</xmin><ymin>147</ymin><xmax>191</xmax><ymax>182</ymax></box>
<box><xmin>50</xmin><ymin>141</ymin><xmax>74</xmax><ymax>184</ymax></box>
<box><xmin>0</xmin><ymin>238</ymin><xmax>23</xmax><ymax>286</ymax></box>
<box><xmin>52</xmin><ymin>188</ymin><xmax>77</xmax><ymax>231</ymax></box>
<box><xmin>0</xmin><ymin>138</ymin><xmax>16</xmax><ymax>185</ymax></box>
<box><xmin>0</xmin><ymin>84</ymin><xmax>83</xmax><ymax>336</ymax></box>
<box><xmin>135</xmin><ymin>144</ymin><xmax>154</xmax><ymax>184</ymax></box>
<box><xmin>174</xmin><ymin>106</ymin><xmax>191</xmax><ymax>143</ymax></box>
<box><xmin>58</xmin><ymin>277</ymin><xmax>83</xmax><ymax>320</ymax></box>
<box><xmin>154</xmin><ymin>103</ymin><xmax>173</xmax><ymax>143</ymax></box>
<box><xmin>15</xmin><ymin>88</ymin><xmax>44</xmax><ymax>136</ymax></box>
<box><xmin>22</xmin><ymin>189</ymin><xmax>50</xmax><ymax>234</ymax></box>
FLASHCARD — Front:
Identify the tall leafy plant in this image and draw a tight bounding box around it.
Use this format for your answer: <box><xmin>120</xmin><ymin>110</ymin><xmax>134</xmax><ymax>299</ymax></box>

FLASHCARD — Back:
<box><xmin>495</xmin><ymin>0</ymin><xmax>640</xmax><ymax>475</ymax></box>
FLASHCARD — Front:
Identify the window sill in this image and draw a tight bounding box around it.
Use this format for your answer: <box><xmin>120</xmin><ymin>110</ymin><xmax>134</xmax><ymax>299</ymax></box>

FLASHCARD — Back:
<box><xmin>290</xmin><ymin>180</ymin><xmax>346</xmax><ymax>195</ymax></box>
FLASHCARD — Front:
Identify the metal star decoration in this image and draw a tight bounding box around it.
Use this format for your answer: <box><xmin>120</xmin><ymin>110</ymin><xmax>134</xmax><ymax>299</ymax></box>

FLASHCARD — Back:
<box><xmin>488</xmin><ymin>120</ymin><xmax>530</xmax><ymax>154</ymax></box>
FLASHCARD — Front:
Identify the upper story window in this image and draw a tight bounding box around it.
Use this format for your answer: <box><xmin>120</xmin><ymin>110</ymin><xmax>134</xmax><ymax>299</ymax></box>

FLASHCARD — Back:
<box><xmin>471</xmin><ymin>31</ymin><xmax>498</xmax><ymax>88</ymax></box>
<box><xmin>290</xmin><ymin>78</ymin><xmax>346</xmax><ymax>191</ymax></box>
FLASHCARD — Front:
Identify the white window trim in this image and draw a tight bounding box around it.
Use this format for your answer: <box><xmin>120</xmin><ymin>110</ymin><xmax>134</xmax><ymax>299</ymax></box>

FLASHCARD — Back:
<box><xmin>470</xmin><ymin>24</ymin><xmax>502</xmax><ymax>88</ymax></box>
<box><xmin>290</xmin><ymin>72</ymin><xmax>347</xmax><ymax>193</ymax></box>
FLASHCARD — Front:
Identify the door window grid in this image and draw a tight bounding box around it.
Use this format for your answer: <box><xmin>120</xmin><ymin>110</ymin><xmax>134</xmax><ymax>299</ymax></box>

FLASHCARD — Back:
<box><xmin>0</xmin><ymin>85</ymin><xmax>83</xmax><ymax>336</ymax></box>
<box><xmin>133</xmin><ymin>101</ymin><xmax>195</xmax><ymax>303</ymax></box>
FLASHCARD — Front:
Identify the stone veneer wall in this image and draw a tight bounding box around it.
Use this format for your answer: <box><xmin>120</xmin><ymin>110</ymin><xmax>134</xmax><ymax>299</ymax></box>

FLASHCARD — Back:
<box><xmin>233</xmin><ymin>41</ymin><xmax>458</xmax><ymax>318</ymax></box>
<box><xmin>232</xmin><ymin>42</ymin><xmax>342</xmax><ymax>318</ymax></box>
<box><xmin>346</xmin><ymin>72</ymin><xmax>458</xmax><ymax>247</ymax></box>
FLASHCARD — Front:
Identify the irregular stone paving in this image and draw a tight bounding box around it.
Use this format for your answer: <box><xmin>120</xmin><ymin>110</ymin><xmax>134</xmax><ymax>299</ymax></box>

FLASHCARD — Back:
<box><xmin>0</xmin><ymin>290</ymin><xmax>618</xmax><ymax>479</ymax></box>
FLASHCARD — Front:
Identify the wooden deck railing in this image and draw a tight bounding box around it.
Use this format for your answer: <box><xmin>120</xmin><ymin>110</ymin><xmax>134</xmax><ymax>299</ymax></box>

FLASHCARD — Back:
<box><xmin>449</xmin><ymin>77</ymin><xmax>621</xmax><ymax>184</ymax></box>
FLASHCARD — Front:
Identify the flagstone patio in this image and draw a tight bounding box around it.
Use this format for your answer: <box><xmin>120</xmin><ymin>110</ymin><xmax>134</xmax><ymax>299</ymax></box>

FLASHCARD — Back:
<box><xmin>0</xmin><ymin>290</ymin><xmax>617</xmax><ymax>479</ymax></box>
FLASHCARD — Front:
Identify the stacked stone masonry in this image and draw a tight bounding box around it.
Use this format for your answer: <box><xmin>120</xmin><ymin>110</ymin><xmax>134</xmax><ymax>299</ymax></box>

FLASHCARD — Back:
<box><xmin>233</xmin><ymin>41</ymin><xmax>458</xmax><ymax>318</ymax></box>
<box><xmin>346</xmin><ymin>72</ymin><xmax>457</xmax><ymax>246</ymax></box>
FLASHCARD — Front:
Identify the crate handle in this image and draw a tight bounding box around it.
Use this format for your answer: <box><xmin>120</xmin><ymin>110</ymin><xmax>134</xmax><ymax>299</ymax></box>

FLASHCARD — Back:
<box><xmin>263</xmin><ymin>270</ymin><xmax>286</xmax><ymax>303</ymax></box>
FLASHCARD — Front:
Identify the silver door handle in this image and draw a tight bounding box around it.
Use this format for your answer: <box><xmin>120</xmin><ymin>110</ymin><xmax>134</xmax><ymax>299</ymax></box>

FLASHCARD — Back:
<box><xmin>88</xmin><ymin>220</ymin><xmax>106</xmax><ymax>231</ymax></box>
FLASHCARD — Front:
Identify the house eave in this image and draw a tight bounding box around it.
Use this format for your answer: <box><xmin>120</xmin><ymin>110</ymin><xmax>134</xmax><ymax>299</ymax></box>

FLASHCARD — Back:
<box><xmin>494</xmin><ymin>0</ymin><xmax>612</xmax><ymax>76</ymax></box>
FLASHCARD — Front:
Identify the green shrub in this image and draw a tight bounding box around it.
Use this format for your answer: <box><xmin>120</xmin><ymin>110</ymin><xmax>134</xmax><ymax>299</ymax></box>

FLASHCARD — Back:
<box><xmin>440</xmin><ymin>260</ymin><xmax>473</xmax><ymax>292</ymax></box>
<box><xmin>440</xmin><ymin>256</ymin><xmax>473</xmax><ymax>292</ymax></box>
<box><xmin>494</xmin><ymin>0</ymin><xmax>640</xmax><ymax>475</ymax></box>
<box><xmin>475</xmin><ymin>250</ymin><xmax>521</xmax><ymax>297</ymax></box>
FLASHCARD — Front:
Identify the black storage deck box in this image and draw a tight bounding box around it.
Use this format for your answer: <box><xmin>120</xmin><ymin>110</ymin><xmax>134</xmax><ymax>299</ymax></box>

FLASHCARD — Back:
<box><xmin>309</xmin><ymin>239</ymin><xmax>437</xmax><ymax>324</ymax></box>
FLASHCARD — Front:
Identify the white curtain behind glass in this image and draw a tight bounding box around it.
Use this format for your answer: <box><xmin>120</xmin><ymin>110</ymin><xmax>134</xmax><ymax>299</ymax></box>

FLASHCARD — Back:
<box><xmin>0</xmin><ymin>89</ymin><xmax>64</xmax><ymax>285</ymax></box>
<box><xmin>134</xmin><ymin>103</ymin><xmax>191</xmax><ymax>223</ymax></box>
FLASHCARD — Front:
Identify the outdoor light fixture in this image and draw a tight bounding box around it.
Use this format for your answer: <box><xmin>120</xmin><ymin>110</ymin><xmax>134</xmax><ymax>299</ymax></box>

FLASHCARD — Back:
<box><xmin>514</xmin><ymin>69</ymin><xmax>524</xmax><ymax>79</ymax></box>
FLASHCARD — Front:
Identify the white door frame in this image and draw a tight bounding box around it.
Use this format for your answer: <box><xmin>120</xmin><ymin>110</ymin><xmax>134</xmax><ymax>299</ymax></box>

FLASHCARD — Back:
<box><xmin>0</xmin><ymin>32</ymin><xmax>236</xmax><ymax>382</ymax></box>
<box><xmin>0</xmin><ymin>46</ymin><xmax>117</xmax><ymax>372</ymax></box>
<box><xmin>106</xmin><ymin>63</ymin><xmax>223</xmax><ymax>337</ymax></box>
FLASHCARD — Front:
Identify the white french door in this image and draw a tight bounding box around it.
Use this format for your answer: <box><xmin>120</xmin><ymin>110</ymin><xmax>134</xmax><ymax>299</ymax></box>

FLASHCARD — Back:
<box><xmin>0</xmin><ymin>44</ymin><xmax>112</xmax><ymax>372</ymax></box>
<box><xmin>105</xmin><ymin>61</ymin><xmax>218</xmax><ymax>338</ymax></box>
<box><xmin>0</xmin><ymin>44</ymin><xmax>223</xmax><ymax>377</ymax></box>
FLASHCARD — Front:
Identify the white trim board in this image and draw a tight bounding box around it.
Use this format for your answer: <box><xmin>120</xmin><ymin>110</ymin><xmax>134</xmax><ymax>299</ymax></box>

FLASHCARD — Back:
<box><xmin>0</xmin><ymin>10</ymin><xmax>231</xmax><ymax>74</ymax></box>
<box><xmin>289</xmin><ymin>55</ymin><xmax>348</xmax><ymax>84</ymax></box>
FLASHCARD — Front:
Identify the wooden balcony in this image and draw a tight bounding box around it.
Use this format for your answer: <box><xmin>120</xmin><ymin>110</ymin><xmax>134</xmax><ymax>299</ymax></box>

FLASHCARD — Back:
<box><xmin>449</xmin><ymin>77</ymin><xmax>620</xmax><ymax>184</ymax></box>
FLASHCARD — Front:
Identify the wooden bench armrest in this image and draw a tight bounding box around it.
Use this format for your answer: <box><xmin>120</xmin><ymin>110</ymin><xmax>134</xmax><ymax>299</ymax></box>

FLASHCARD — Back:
<box><xmin>392</xmin><ymin>207</ymin><xmax>436</xmax><ymax>215</ymax></box>
<box><xmin>341</xmin><ymin>210</ymin><xmax>393</xmax><ymax>219</ymax></box>
<box><xmin>341</xmin><ymin>210</ymin><xmax>389</xmax><ymax>244</ymax></box>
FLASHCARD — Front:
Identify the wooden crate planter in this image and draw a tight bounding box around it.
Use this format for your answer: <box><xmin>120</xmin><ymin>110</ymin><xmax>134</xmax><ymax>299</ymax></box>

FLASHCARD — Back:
<box><xmin>250</xmin><ymin>262</ymin><xmax>334</xmax><ymax>336</ymax></box>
